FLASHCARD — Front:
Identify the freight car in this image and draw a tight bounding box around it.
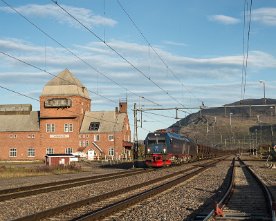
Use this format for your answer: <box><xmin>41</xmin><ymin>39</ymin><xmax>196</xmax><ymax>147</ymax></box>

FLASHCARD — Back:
<box><xmin>144</xmin><ymin>130</ymin><xmax>213</xmax><ymax>167</ymax></box>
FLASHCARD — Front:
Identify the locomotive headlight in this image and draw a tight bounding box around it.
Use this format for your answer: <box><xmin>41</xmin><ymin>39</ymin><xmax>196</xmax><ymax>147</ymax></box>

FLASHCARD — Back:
<box><xmin>163</xmin><ymin>148</ymin><xmax>166</xmax><ymax>153</ymax></box>
<box><xmin>147</xmin><ymin>148</ymin><xmax>151</xmax><ymax>153</ymax></box>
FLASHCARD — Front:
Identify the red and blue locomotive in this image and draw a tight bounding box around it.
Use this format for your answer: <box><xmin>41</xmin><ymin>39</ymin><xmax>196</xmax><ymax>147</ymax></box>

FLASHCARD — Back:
<box><xmin>144</xmin><ymin>130</ymin><xmax>198</xmax><ymax>167</ymax></box>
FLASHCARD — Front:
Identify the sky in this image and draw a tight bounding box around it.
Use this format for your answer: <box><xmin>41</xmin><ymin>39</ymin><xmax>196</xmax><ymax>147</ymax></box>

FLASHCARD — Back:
<box><xmin>1</xmin><ymin>0</ymin><xmax>276</xmax><ymax>140</ymax></box>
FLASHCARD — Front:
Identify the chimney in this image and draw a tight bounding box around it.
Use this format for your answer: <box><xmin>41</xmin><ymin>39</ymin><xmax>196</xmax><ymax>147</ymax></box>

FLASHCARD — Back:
<box><xmin>119</xmin><ymin>100</ymin><xmax>127</xmax><ymax>113</ymax></box>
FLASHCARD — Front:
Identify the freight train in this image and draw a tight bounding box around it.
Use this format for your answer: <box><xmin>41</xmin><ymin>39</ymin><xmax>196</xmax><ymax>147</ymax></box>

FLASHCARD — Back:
<box><xmin>144</xmin><ymin>129</ymin><xmax>213</xmax><ymax>167</ymax></box>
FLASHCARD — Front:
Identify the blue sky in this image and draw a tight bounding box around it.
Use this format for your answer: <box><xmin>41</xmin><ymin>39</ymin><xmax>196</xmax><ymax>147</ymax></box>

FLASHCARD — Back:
<box><xmin>1</xmin><ymin>0</ymin><xmax>276</xmax><ymax>139</ymax></box>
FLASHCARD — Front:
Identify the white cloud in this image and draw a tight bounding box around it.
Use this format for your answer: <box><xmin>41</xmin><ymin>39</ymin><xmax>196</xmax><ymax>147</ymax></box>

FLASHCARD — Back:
<box><xmin>252</xmin><ymin>7</ymin><xmax>276</xmax><ymax>26</ymax></box>
<box><xmin>1</xmin><ymin>38</ymin><xmax>276</xmax><ymax>111</ymax></box>
<box><xmin>0</xmin><ymin>4</ymin><xmax>117</xmax><ymax>28</ymax></box>
<box><xmin>208</xmin><ymin>15</ymin><xmax>240</xmax><ymax>25</ymax></box>
<box><xmin>162</xmin><ymin>41</ymin><xmax>188</xmax><ymax>47</ymax></box>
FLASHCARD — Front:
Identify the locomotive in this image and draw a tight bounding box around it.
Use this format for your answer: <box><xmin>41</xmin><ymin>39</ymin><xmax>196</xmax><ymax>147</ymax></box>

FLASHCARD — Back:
<box><xmin>144</xmin><ymin>129</ymin><xmax>212</xmax><ymax>167</ymax></box>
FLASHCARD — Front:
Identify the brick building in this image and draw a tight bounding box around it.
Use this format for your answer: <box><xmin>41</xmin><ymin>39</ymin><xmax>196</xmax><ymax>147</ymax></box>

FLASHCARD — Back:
<box><xmin>0</xmin><ymin>69</ymin><xmax>132</xmax><ymax>161</ymax></box>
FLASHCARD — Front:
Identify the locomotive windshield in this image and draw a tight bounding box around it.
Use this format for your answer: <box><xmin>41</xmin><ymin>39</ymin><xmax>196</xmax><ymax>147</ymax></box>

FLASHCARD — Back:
<box><xmin>147</xmin><ymin>137</ymin><xmax>166</xmax><ymax>145</ymax></box>
<box><xmin>146</xmin><ymin>133</ymin><xmax>166</xmax><ymax>145</ymax></box>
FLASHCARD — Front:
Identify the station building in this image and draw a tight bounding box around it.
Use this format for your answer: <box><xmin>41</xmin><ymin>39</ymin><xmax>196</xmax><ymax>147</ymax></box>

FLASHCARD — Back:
<box><xmin>0</xmin><ymin>69</ymin><xmax>132</xmax><ymax>161</ymax></box>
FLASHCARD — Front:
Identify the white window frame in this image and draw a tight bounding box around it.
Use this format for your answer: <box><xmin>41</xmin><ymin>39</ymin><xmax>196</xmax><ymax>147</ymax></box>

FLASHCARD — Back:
<box><xmin>65</xmin><ymin>147</ymin><xmax>73</xmax><ymax>154</ymax></box>
<box><xmin>64</xmin><ymin>123</ymin><xmax>73</xmax><ymax>132</ymax></box>
<box><xmin>46</xmin><ymin>148</ymin><xmax>54</xmax><ymax>154</ymax></box>
<box><xmin>108</xmin><ymin>147</ymin><xmax>115</xmax><ymax>156</ymax></box>
<box><xmin>46</xmin><ymin>123</ymin><xmax>55</xmax><ymax>133</ymax></box>
<box><xmin>27</xmin><ymin>148</ymin><xmax>35</xmax><ymax>157</ymax></box>
<box><xmin>108</xmin><ymin>135</ymin><xmax>114</xmax><ymax>141</ymax></box>
<box><xmin>94</xmin><ymin>134</ymin><xmax>100</xmax><ymax>141</ymax></box>
<box><xmin>9</xmin><ymin>148</ymin><xmax>17</xmax><ymax>157</ymax></box>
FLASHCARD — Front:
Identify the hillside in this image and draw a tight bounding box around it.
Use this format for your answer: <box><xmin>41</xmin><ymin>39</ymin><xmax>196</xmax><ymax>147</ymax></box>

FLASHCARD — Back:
<box><xmin>170</xmin><ymin>98</ymin><xmax>276</xmax><ymax>150</ymax></box>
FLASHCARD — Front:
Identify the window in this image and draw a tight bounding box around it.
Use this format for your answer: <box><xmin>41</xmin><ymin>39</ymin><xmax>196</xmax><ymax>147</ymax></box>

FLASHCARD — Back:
<box><xmin>46</xmin><ymin>148</ymin><xmax>54</xmax><ymax>154</ymax></box>
<box><xmin>108</xmin><ymin>135</ymin><xmax>114</xmax><ymax>141</ymax></box>
<box><xmin>28</xmin><ymin>148</ymin><xmax>35</xmax><ymax>157</ymax></box>
<box><xmin>108</xmin><ymin>148</ymin><xmax>115</xmax><ymax>156</ymax></box>
<box><xmin>85</xmin><ymin>140</ymin><xmax>89</xmax><ymax>147</ymax></box>
<box><xmin>46</xmin><ymin>123</ymin><xmax>55</xmax><ymax>133</ymax></box>
<box><xmin>89</xmin><ymin>122</ymin><xmax>100</xmax><ymax>131</ymax></box>
<box><xmin>9</xmin><ymin>148</ymin><xmax>17</xmax><ymax>157</ymax></box>
<box><xmin>79</xmin><ymin>141</ymin><xmax>82</xmax><ymax>147</ymax></box>
<box><xmin>65</xmin><ymin>148</ymin><xmax>73</xmax><ymax>154</ymax></box>
<box><xmin>64</xmin><ymin>123</ymin><xmax>73</xmax><ymax>132</ymax></box>
<box><xmin>94</xmin><ymin>134</ymin><xmax>100</xmax><ymax>141</ymax></box>
<box><xmin>27</xmin><ymin>134</ymin><xmax>35</xmax><ymax>139</ymax></box>
<box><xmin>9</xmin><ymin>134</ymin><xmax>17</xmax><ymax>138</ymax></box>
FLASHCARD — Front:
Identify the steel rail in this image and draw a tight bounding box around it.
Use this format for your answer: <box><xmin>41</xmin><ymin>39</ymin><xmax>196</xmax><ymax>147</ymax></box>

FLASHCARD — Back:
<box><xmin>73</xmin><ymin>159</ymin><xmax>223</xmax><ymax>221</ymax></box>
<box><xmin>244</xmin><ymin>160</ymin><xmax>276</xmax><ymax>221</ymax></box>
<box><xmin>0</xmin><ymin>169</ymin><xmax>148</xmax><ymax>201</ymax></box>
<box><xmin>202</xmin><ymin>157</ymin><xmax>236</xmax><ymax>221</ymax></box>
<box><xmin>12</xmin><ymin>159</ymin><xmax>224</xmax><ymax>221</ymax></box>
<box><xmin>203</xmin><ymin>157</ymin><xmax>275</xmax><ymax>221</ymax></box>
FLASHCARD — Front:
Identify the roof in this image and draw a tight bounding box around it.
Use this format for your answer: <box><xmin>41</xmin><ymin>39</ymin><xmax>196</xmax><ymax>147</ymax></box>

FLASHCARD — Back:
<box><xmin>80</xmin><ymin>111</ymin><xmax>127</xmax><ymax>133</ymax></box>
<box><xmin>41</xmin><ymin>69</ymin><xmax>90</xmax><ymax>99</ymax></box>
<box><xmin>0</xmin><ymin>104</ymin><xmax>32</xmax><ymax>112</ymax></box>
<box><xmin>0</xmin><ymin>111</ymin><xmax>39</xmax><ymax>132</ymax></box>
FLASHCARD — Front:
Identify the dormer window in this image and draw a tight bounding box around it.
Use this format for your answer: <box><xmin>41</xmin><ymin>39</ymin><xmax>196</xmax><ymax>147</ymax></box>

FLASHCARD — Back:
<box><xmin>89</xmin><ymin>122</ymin><xmax>100</xmax><ymax>131</ymax></box>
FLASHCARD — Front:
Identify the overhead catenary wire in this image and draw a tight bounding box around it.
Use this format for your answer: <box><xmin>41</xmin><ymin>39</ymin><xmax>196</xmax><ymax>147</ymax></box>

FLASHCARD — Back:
<box><xmin>0</xmin><ymin>79</ymin><xmax>153</xmax><ymax>133</ymax></box>
<box><xmin>0</xmin><ymin>50</ymin><xmax>116</xmax><ymax>104</ymax></box>
<box><xmin>0</xmin><ymin>0</ymin><xmax>160</xmax><ymax>107</ymax></box>
<box><xmin>50</xmin><ymin>0</ymin><xmax>185</xmax><ymax>108</ymax></box>
<box><xmin>0</xmin><ymin>85</ymin><xmax>39</xmax><ymax>102</ymax></box>
<box><xmin>0</xmin><ymin>0</ymin><xmax>188</xmax><ymax>139</ymax></box>
<box><xmin>241</xmin><ymin>0</ymin><xmax>253</xmax><ymax>100</ymax></box>
<box><xmin>116</xmin><ymin>0</ymin><xmax>203</xmax><ymax>107</ymax></box>
<box><xmin>241</xmin><ymin>0</ymin><xmax>247</xmax><ymax>101</ymax></box>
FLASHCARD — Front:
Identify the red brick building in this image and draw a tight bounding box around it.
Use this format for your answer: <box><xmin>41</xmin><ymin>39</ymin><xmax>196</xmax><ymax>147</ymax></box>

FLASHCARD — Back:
<box><xmin>0</xmin><ymin>69</ymin><xmax>132</xmax><ymax>161</ymax></box>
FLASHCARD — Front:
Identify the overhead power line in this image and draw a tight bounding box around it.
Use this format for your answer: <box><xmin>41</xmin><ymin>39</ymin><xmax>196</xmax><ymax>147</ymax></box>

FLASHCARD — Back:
<box><xmin>116</xmin><ymin>0</ymin><xmax>202</xmax><ymax>106</ymax></box>
<box><xmin>0</xmin><ymin>84</ymin><xmax>39</xmax><ymax>102</ymax></box>
<box><xmin>0</xmin><ymin>0</ymin><xmax>160</xmax><ymax>107</ymax></box>
<box><xmin>51</xmin><ymin>0</ymin><xmax>185</xmax><ymax>108</ymax></box>
<box><xmin>0</xmin><ymin>51</ymin><xmax>116</xmax><ymax>103</ymax></box>
<box><xmin>241</xmin><ymin>0</ymin><xmax>253</xmax><ymax>100</ymax></box>
<box><xmin>0</xmin><ymin>78</ymin><xmax>153</xmax><ymax>133</ymax></box>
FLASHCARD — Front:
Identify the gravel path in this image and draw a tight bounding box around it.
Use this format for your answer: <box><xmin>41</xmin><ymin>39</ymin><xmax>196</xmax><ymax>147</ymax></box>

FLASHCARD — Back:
<box><xmin>240</xmin><ymin>155</ymin><xmax>276</xmax><ymax>201</ymax></box>
<box><xmin>0</xmin><ymin>160</ymin><xmax>208</xmax><ymax>220</ymax></box>
<box><xmin>112</xmin><ymin>159</ymin><xmax>232</xmax><ymax>221</ymax></box>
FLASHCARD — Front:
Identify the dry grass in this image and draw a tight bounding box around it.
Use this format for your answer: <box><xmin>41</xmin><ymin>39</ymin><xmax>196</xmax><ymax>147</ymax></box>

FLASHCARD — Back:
<box><xmin>0</xmin><ymin>164</ymin><xmax>82</xmax><ymax>179</ymax></box>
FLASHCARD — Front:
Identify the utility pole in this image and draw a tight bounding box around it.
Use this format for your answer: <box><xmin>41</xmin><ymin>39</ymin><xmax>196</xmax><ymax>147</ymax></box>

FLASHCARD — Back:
<box><xmin>133</xmin><ymin>103</ymin><xmax>138</xmax><ymax>163</ymax></box>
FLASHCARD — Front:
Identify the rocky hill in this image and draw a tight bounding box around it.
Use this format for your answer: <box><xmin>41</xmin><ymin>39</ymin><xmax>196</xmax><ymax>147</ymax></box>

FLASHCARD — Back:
<box><xmin>169</xmin><ymin>98</ymin><xmax>276</xmax><ymax>150</ymax></box>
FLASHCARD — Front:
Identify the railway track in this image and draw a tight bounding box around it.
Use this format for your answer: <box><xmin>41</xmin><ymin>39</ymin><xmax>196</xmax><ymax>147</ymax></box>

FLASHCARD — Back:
<box><xmin>0</xmin><ymin>169</ymin><xmax>149</xmax><ymax>201</ymax></box>
<box><xmin>11</xmin><ymin>158</ymin><xmax>225</xmax><ymax>221</ymax></box>
<box><xmin>198</xmin><ymin>157</ymin><xmax>276</xmax><ymax>221</ymax></box>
